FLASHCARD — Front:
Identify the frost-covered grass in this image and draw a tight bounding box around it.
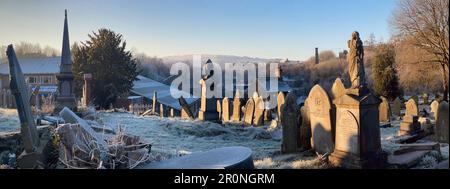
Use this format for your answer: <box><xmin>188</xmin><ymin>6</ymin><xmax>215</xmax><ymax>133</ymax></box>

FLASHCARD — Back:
<box><xmin>0</xmin><ymin>108</ymin><xmax>19</xmax><ymax>132</ymax></box>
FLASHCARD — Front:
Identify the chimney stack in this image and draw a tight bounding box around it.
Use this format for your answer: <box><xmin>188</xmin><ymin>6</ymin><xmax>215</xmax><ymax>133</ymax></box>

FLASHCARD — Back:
<box><xmin>315</xmin><ymin>47</ymin><xmax>319</xmax><ymax>64</ymax></box>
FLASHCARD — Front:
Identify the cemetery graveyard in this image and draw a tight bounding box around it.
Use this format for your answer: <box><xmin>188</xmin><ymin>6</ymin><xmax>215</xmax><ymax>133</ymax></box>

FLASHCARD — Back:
<box><xmin>0</xmin><ymin>4</ymin><xmax>449</xmax><ymax>169</ymax></box>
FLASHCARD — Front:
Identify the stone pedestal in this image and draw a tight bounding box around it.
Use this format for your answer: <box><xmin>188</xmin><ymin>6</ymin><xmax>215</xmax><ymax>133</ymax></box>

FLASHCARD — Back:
<box><xmin>329</xmin><ymin>88</ymin><xmax>386</xmax><ymax>169</ymax></box>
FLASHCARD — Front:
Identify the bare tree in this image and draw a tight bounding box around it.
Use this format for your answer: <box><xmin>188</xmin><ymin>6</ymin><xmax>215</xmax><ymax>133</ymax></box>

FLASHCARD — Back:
<box><xmin>391</xmin><ymin>0</ymin><xmax>449</xmax><ymax>100</ymax></box>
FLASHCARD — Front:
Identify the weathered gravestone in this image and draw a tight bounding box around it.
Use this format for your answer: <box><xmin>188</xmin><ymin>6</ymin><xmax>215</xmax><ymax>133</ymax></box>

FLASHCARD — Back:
<box><xmin>253</xmin><ymin>97</ymin><xmax>264</xmax><ymax>126</ymax></box>
<box><xmin>232</xmin><ymin>91</ymin><xmax>242</xmax><ymax>122</ymax></box>
<box><xmin>243</xmin><ymin>98</ymin><xmax>255</xmax><ymax>126</ymax></box>
<box><xmin>430</xmin><ymin>100</ymin><xmax>439</xmax><ymax>119</ymax></box>
<box><xmin>152</xmin><ymin>91</ymin><xmax>158</xmax><ymax>114</ymax></box>
<box><xmin>411</xmin><ymin>95</ymin><xmax>419</xmax><ymax>105</ymax></box>
<box><xmin>399</xmin><ymin>115</ymin><xmax>421</xmax><ymax>136</ymax></box>
<box><xmin>307</xmin><ymin>85</ymin><xmax>334</xmax><ymax>154</ymax></box>
<box><xmin>217</xmin><ymin>100</ymin><xmax>222</xmax><ymax>121</ymax></box>
<box><xmin>379</xmin><ymin>96</ymin><xmax>390</xmax><ymax>122</ymax></box>
<box><xmin>179</xmin><ymin>97</ymin><xmax>194</xmax><ymax>120</ymax></box>
<box><xmin>222</xmin><ymin>97</ymin><xmax>230</xmax><ymax>122</ymax></box>
<box><xmin>422</xmin><ymin>93</ymin><xmax>429</xmax><ymax>105</ymax></box>
<box><xmin>331</xmin><ymin>78</ymin><xmax>346</xmax><ymax>100</ymax></box>
<box><xmin>299</xmin><ymin>99</ymin><xmax>312</xmax><ymax>150</ymax></box>
<box><xmin>281</xmin><ymin>93</ymin><xmax>299</xmax><ymax>153</ymax></box>
<box><xmin>7</xmin><ymin>45</ymin><xmax>50</xmax><ymax>168</ymax></box>
<box><xmin>392</xmin><ymin>97</ymin><xmax>402</xmax><ymax>117</ymax></box>
<box><xmin>277</xmin><ymin>92</ymin><xmax>285</xmax><ymax>122</ymax></box>
<box><xmin>405</xmin><ymin>98</ymin><xmax>419</xmax><ymax>117</ymax></box>
<box><xmin>435</xmin><ymin>101</ymin><xmax>449</xmax><ymax>143</ymax></box>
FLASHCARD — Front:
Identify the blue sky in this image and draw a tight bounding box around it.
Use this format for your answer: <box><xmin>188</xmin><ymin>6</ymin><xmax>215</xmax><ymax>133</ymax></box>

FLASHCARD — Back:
<box><xmin>0</xmin><ymin>0</ymin><xmax>398</xmax><ymax>60</ymax></box>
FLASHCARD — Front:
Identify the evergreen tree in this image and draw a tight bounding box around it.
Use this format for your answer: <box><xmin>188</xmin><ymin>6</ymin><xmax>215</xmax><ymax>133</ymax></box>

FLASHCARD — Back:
<box><xmin>372</xmin><ymin>44</ymin><xmax>402</xmax><ymax>100</ymax></box>
<box><xmin>73</xmin><ymin>29</ymin><xmax>139</xmax><ymax>109</ymax></box>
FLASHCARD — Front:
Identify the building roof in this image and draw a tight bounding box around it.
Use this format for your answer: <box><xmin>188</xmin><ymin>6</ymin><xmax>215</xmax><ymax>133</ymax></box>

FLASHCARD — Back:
<box><xmin>0</xmin><ymin>57</ymin><xmax>60</xmax><ymax>75</ymax></box>
<box><xmin>131</xmin><ymin>75</ymin><xmax>199</xmax><ymax>110</ymax></box>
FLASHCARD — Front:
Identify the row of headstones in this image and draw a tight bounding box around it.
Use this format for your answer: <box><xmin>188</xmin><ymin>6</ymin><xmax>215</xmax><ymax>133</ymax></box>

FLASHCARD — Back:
<box><xmin>216</xmin><ymin>91</ymin><xmax>283</xmax><ymax>126</ymax></box>
<box><xmin>378</xmin><ymin>95</ymin><xmax>449</xmax><ymax>143</ymax></box>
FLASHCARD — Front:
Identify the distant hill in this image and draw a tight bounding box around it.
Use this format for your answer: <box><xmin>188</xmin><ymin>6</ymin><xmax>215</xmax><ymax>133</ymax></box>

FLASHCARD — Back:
<box><xmin>162</xmin><ymin>54</ymin><xmax>281</xmax><ymax>65</ymax></box>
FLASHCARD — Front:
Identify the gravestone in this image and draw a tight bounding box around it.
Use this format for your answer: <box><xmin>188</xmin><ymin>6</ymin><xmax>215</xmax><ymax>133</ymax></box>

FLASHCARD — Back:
<box><xmin>252</xmin><ymin>91</ymin><xmax>259</xmax><ymax>101</ymax></box>
<box><xmin>232</xmin><ymin>91</ymin><xmax>241</xmax><ymax>122</ymax></box>
<box><xmin>152</xmin><ymin>91</ymin><xmax>158</xmax><ymax>114</ymax></box>
<box><xmin>299</xmin><ymin>100</ymin><xmax>312</xmax><ymax>150</ymax></box>
<box><xmin>179</xmin><ymin>96</ymin><xmax>194</xmax><ymax>120</ymax></box>
<box><xmin>198</xmin><ymin>61</ymin><xmax>220</xmax><ymax>121</ymax></box>
<box><xmin>7</xmin><ymin>45</ymin><xmax>49</xmax><ymax>168</ymax></box>
<box><xmin>411</xmin><ymin>95</ymin><xmax>419</xmax><ymax>106</ymax></box>
<box><xmin>243</xmin><ymin>98</ymin><xmax>255</xmax><ymax>126</ymax></box>
<box><xmin>160</xmin><ymin>104</ymin><xmax>165</xmax><ymax>117</ymax></box>
<box><xmin>81</xmin><ymin>73</ymin><xmax>92</xmax><ymax>107</ymax></box>
<box><xmin>331</xmin><ymin>78</ymin><xmax>346</xmax><ymax>100</ymax></box>
<box><xmin>54</xmin><ymin>10</ymin><xmax>77</xmax><ymax>113</ymax></box>
<box><xmin>379</xmin><ymin>96</ymin><xmax>390</xmax><ymax>122</ymax></box>
<box><xmin>399</xmin><ymin>115</ymin><xmax>421</xmax><ymax>136</ymax></box>
<box><xmin>253</xmin><ymin>97</ymin><xmax>264</xmax><ymax>126</ymax></box>
<box><xmin>405</xmin><ymin>98</ymin><xmax>419</xmax><ymax>117</ymax></box>
<box><xmin>222</xmin><ymin>97</ymin><xmax>230</xmax><ymax>122</ymax></box>
<box><xmin>169</xmin><ymin>108</ymin><xmax>175</xmax><ymax>118</ymax></box>
<box><xmin>435</xmin><ymin>101</ymin><xmax>449</xmax><ymax>143</ymax></box>
<box><xmin>277</xmin><ymin>92</ymin><xmax>285</xmax><ymax>122</ymax></box>
<box><xmin>281</xmin><ymin>93</ymin><xmax>299</xmax><ymax>153</ymax></box>
<box><xmin>392</xmin><ymin>97</ymin><xmax>402</xmax><ymax>117</ymax></box>
<box><xmin>430</xmin><ymin>100</ymin><xmax>439</xmax><ymax>119</ymax></box>
<box><xmin>422</xmin><ymin>93</ymin><xmax>429</xmax><ymax>105</ymax></box>
<box><xmin>307</xmin><ymin>85</ymin><xmax>334</xmax><ymax>154</ymax></box>
<box><xmin>217</xmin><ymin>100</ymin><xmax>222</xmax><ymax>121</ymax></box>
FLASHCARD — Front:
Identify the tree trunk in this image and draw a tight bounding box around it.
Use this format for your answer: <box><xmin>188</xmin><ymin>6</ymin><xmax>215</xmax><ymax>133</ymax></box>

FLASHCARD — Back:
<box><xmin>441</xmin><ymin>63</ymin><xmax>448</xmax><ymax>101</ymax></box>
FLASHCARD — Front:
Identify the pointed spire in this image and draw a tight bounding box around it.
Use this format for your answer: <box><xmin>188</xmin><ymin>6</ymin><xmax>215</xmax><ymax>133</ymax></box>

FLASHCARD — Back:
<box><xmin>61</xmin><ymin>9</ymin><xmax>71</xmax><ymax>68</ymax></box>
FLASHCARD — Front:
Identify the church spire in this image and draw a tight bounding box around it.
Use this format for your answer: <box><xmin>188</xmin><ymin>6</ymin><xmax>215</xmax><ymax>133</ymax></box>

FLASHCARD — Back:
<box><xmin>61</xmin><ymin>9</ymin><xmax>71</xmax><ymax>68</ymax></box>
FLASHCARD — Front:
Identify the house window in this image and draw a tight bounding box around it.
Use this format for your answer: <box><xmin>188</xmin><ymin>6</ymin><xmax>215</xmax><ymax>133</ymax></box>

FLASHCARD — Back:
<box><xmin>42</xmin><ymin>76</ymin><xmax>52</xmax><ymax>84</ymax></box>
<box><xmin>27</xmin><ymin>76</ymin><xmax>38</xmax><ymax>84</ymax></box>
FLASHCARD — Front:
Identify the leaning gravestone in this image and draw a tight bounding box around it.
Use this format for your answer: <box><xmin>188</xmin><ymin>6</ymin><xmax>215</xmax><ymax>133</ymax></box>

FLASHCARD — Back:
<box><xmin>435</xmin><ymin>101</ymin><xmax>449</xmax><ymax>143</ymax></box>
<box><xmin>299</xmin><ymin>99</ymin><xmax>312</xmax><ymax>150</ymax></box>
<box><xmin>232</xmin><ymin>91</ymin><xmax>242</xmax><ymax>122</ymax></box>
<box><xmin>253</xmin><ymin>97</ymin><xmax>264</xmax><ymax>126</ymax></box>
<box><xmin>331</xmin><ymin>78</ymin><xmax>346</xmax><ymax>100</ymax></box>
<box><xmin>222</xmin><ymin>97</ymin><xmax>230</xmax><ymax>122</ymax></box>
<box><xmin>307</xmin><ymin>85</ymin><xmax>334</xmax><ymax>154</ymax></box>
<box><xmin>392</xmin><ymin>97</ymin><xmax>402</xmax><ymax>117</ymax></box>
<box><xmin>379</xmin><ymin>96</ymin><xmax>390</xmax><ymax>122</ymax></box>
<box><xmin>281</xmin><ymin>93</ymin><xmax>299</xmax><ymax>153</ymax></box>
<box><xmin>405</xmin><ymin>98</ymin><xmax>419</xmax><ymax>117</ymax></box>
<box><xmin>277</xmin><ymin>92</ymin><xmax>285</xmax><ymax>122</ymax></box>
<box><xmin>430</xmin><ymin>100</ymin><xmax>439</xmax><ymax>119</ymax></box>
<box><xmin>243</xmin><ymin>98</ymin><xmax>255</xmax><ymax>126</ymax></box>
<box><xmin>179</xmin><ymin>96</ymin><xmax>194</xmax><ymax>120</ymax></box>
<box><xmin>7</xmin><ymin>45</ymin><xmax>49</xmax><ymax>168</ymax></box>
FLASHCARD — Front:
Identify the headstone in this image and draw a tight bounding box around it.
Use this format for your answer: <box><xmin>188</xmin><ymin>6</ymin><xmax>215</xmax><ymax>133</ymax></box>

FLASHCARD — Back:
<box><xmin>299</xmin><ymin>100</ymin><xmax>311</xmax><ymax>150</ymax></box>
<box><xmin>243</xmin><ymin>98</ymin><xmax>255</xmax><ymax>126</ymax></box>
<box><xmin>152</xmin><ymin>91</ymin><xmax>158</xmax><ymax>114</ymax></box>
<box><xmin>160</xmin><ymin>104</ymin><xmax>165</xmax><ymax>117</ymax></box>
<box><xmin>222</xmin><ymin>97</ymin><xmax>230</xmax><ymax>122</ymax></box>
<box><xmin>253</xmin><ymin>97</ymin><xmax>264</xmax><ymax>126</ymax></box>
<box><xmin>422</xmin><ymin>93</ymin><xmax>429</xmax><ymax>105</ymax></box>
<box><xmin>430</xmin><ymin>100</ymin><xmax>439</xmax><ymax>119</ymax></box>
<box><xmin>399</xmin><ymin>115</ymin><xmax>421</xmax><ymax>136</ymax></box>
<box><xmin>252</xmin><ymin>91</ymin><xmax>259</xmax><ymax>101</ymax></box>
<box><xmin>435</xmin><ymin>101</ymin><xmax>449</xmax><ymax>143</ymax></box>
<box><xmin>232</xmin><ymin>91</ymin><xmax>241</xmax><ymax>122</ymax></box>
<box><xmin>169</xmin><ymin>108</ymin><xmax>175</xmax><ymax>118</ymax></box>
<box><xmin>392</xmin><ymin>97</ymin><xmax>402</xmax><ymax>117</ymax></box>
<box><xmin>281</xmin><ymin>93</ymin><xmax>299</xmax><ymax>153</ymax></box>
<box><xmin>277</xmin><ymin>92</ymin><xmax>285</xmax><ymax>122</ymax></box>
<box><xmin>179</xmin><ymin>96</ymin><xmax>194</xmax><ymax>120</ymax></box>
<box><xmin>198</xmin><ymin>78</ymin><xmax>219</xmax><ymax>121</ymax></box>
<box><xmin>54</xmin><ymin>10</ymin><xmax>77</xmax><ymax>113</ymax></box>
<box><xmin>82</xmin><ymin>73</ymin><xmax>92</xmax><ymax>107</ymax></box>
<box><xmin>379</xmin><ymin>96</ymin><xmax>390</xmax><ymax>122</ymax></box>
<box><xmin>405</xmin><ymin>98</ymin><xmax>419</xmax><ymax>117</ymax></box>
<box><xmin>307</xmin><ymin>85</ymin><xmax>334</xmax><ymax>154</ymax></box>
<box><xmin>411</xmin><ymin>95</ymin><xmax>419</xmax><ymax>106</ymax></box>
<box><xmin>331</xmin><ymin>78</ymin><xmax>346</xmax><ymax>100</ymax></box>
<box><xmin>217</xmin><ymin>100</ymin><xmax>222</xmax><ymax>121</ymax></box>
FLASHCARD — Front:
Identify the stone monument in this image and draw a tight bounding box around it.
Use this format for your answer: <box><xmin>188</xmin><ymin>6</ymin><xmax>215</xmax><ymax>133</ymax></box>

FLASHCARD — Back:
<box><xmin>54</xmin><ymin>10</ymin><xmax>77</xmax><ymax>113</ymax></box>
<box><xmin>392</xmin><ymin>97</ymin><xmax>402</xmax><ymax>117</ymax></box>
<box><xmin>281</xmin><ymin>93</ymin><xmax>299</xmax><ymax>153</ymax></box>
<box><xmin>435</xmin><ymin>101</ymin><xmax>449</xmax><ymax>143</ymax></box>
<box><xmin>81</xmin><ymin>73</ymin><xmax>92</xmax><ymax>107</ymax></box>
<box><xmin>405</xmin><ymin>98</ymin><xmax>419</xmax><ymax>117</ymax></box>
<box><xmin>329</xmin><ymin>31</ymin><xmax>385</xmax><ymax>169</ymax></box>
<box><xmin>232</xmin><ymin>90</ymin><xmax>241</xmax><ymax>122</ymax></box>
<box><xmin>379</xmin><ymin>96</ymin><xmax>390</xmax><ymax>122</ymax></box>
<box><xmin>198</xmin><ymin>60</ymin><xmax>220</xmax><ymax>122</ymax></box>
<box><xmin>307</xmin><ymin>85</ymin><xmax>334</xmax><ymax>154</ymax></box>
<box><xmin>222</xmin><ymin>97</ymin><xmax>230</xmax><ymax>122</ymax></box>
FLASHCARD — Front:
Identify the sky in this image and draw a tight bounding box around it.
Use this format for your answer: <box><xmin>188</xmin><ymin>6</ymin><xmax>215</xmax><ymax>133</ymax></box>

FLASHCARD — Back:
<box><xmin>0</xmin><ymin>0</ymin><xmax>398</xmax><ymax>61</ymax></box>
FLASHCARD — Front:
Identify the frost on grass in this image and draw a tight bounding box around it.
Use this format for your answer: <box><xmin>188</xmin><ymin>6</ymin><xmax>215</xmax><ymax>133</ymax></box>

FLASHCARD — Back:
<box><xmin>0</xmin><ymin>108</ymin><xmax>19</xmax><ymax>132</ymax></box>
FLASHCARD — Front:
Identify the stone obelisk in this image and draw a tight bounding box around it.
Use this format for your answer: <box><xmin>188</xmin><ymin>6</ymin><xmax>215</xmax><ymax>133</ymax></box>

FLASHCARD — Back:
<box><xmin>54</xmin><ymin>10</ymin><xmax>77</xmax><ymax>113</ymax></box>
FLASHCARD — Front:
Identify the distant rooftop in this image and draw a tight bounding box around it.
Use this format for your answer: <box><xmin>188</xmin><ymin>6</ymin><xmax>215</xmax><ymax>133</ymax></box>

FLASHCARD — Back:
<box><xmin>0</xmin><ymin>57</ymin><xmax>60</xmax><ymax>75</ymax></box>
